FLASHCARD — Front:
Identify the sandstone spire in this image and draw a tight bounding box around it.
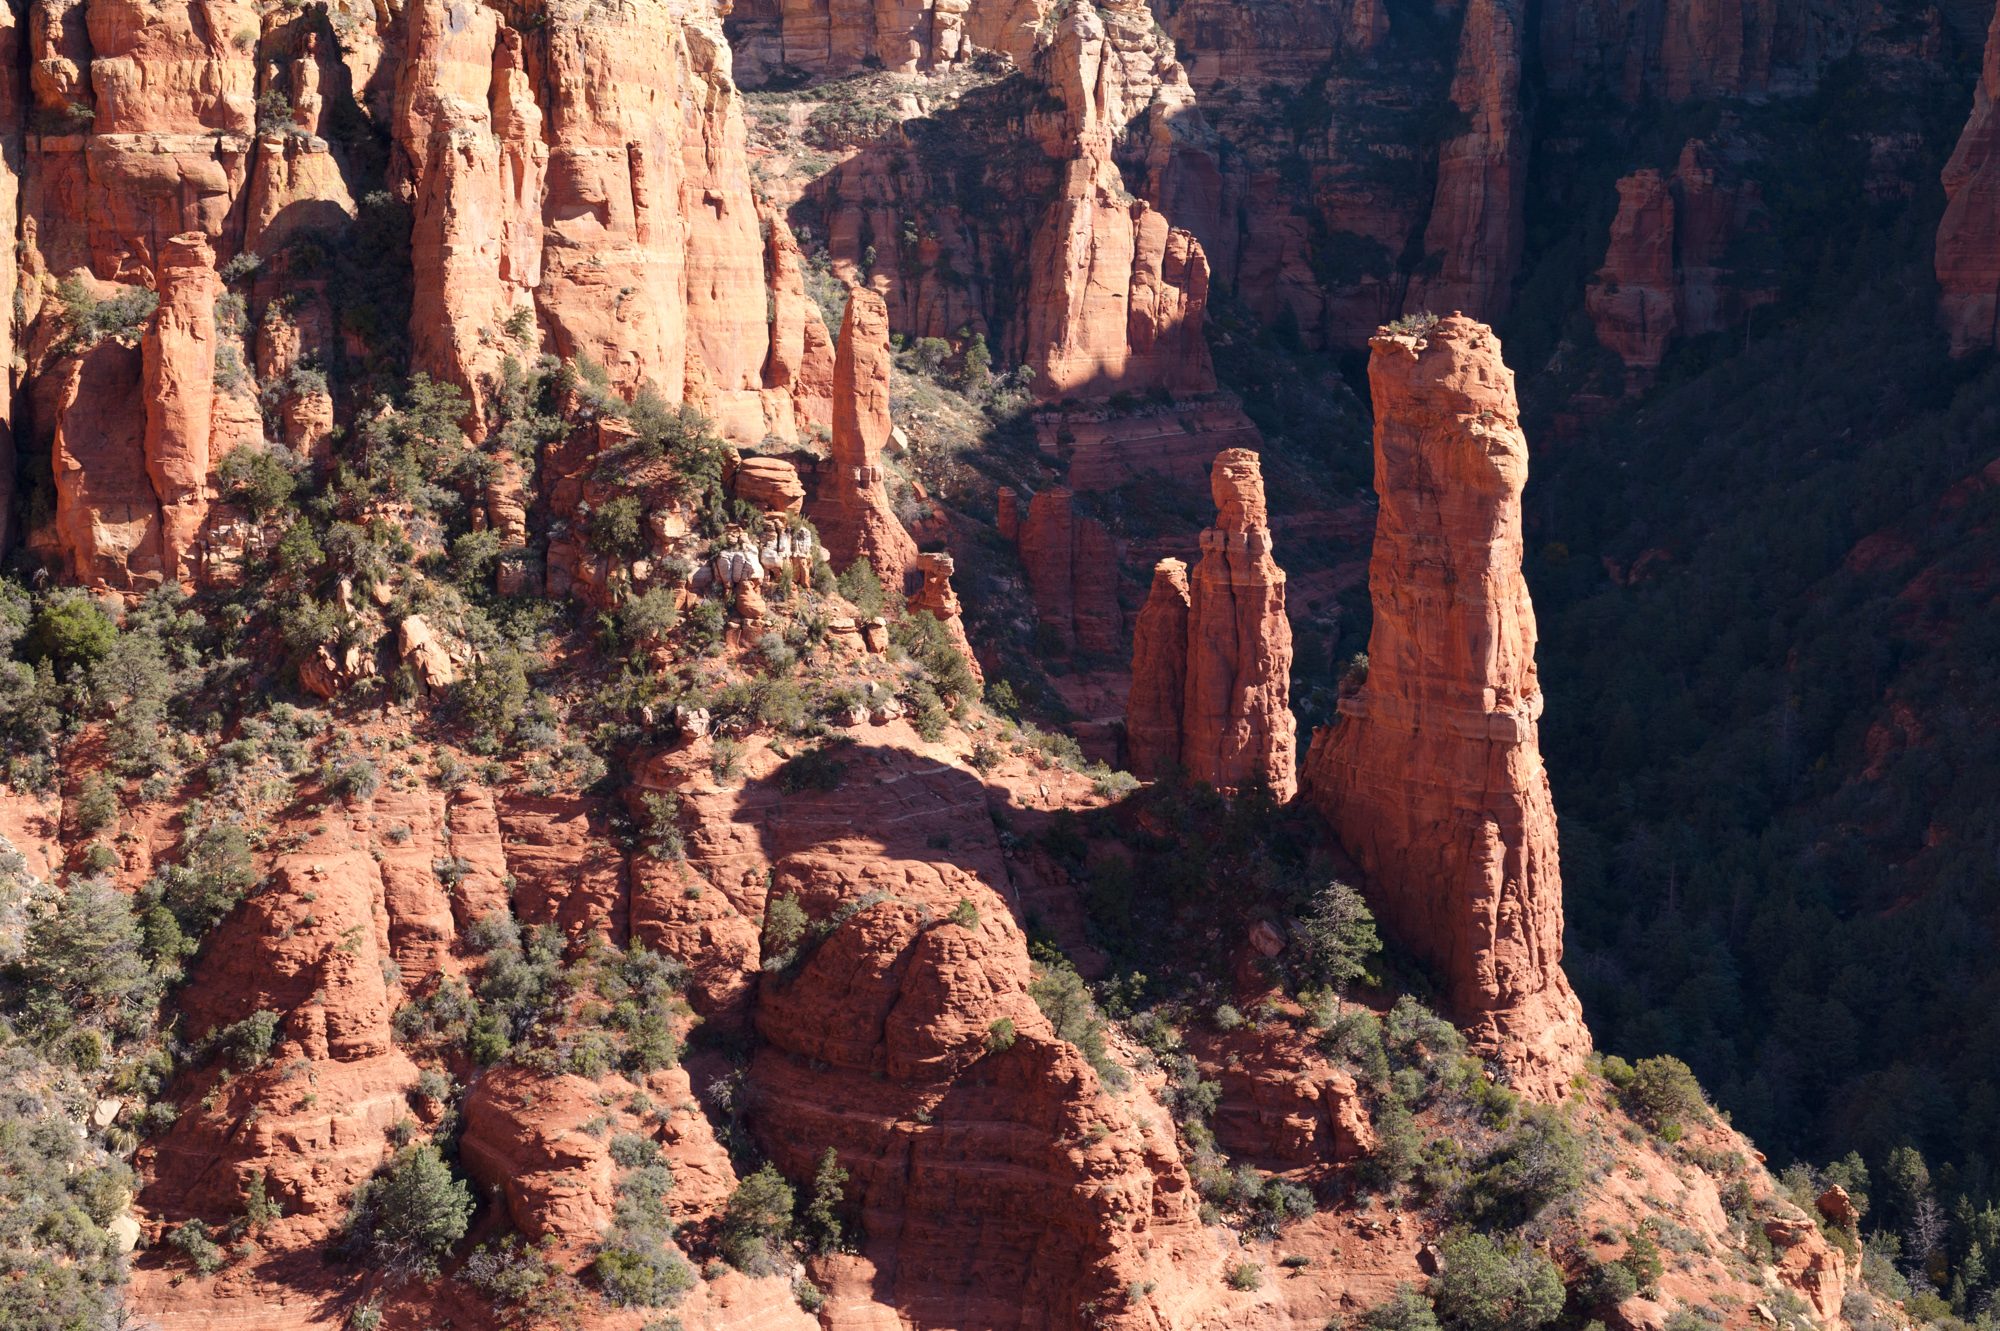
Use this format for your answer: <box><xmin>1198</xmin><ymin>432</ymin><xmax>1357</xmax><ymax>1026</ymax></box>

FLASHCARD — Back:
<box><xmin>809</xmin><ymin>287</ymin><xmax>919</xmax><ymax>592</ymax></box>
<box><xmin>142</xmin><ymin>233</ymin><xmax>222</xmax><ymax>585</ymax></box>
<box><xmin>1127</xmin><ymin>558</ymin><xmax>1191</xmax><ymax>779</ymax></box>
<box><xmin>1178</xmin><ymin>449</ymin><xmax>1297</xmax><ymax>800</ymax></box>
<box><xmin>1302</xmin><ymin>314</ymin><xmax>1588</xmax><ymax>1099</ymax></box>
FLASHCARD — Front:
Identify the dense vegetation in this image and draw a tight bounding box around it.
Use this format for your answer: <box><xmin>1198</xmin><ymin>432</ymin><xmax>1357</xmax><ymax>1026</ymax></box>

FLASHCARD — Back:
<box><xmin>1510</xmin><ymin>39</ymin><xmax>2000</xmax><ymax>1327</ymax></box>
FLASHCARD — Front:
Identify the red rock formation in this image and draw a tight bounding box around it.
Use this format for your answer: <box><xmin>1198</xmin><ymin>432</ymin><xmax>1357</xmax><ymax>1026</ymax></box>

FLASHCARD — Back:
<box><xmin>1021</xmin><ymin>0</ymin><xmax>1218</xmax><ymax>398</ymax></box>
<box><xmin>0</xmin><ymin>3</ymin><xmax>19</xmax><ymax>558</ymax></box>
<box><xmin>1589</xmin><ymin>140</ymin><xmax>1776</xmax><ymax>381</ymax></box>
<box><xmin>733</xmin><ymin>455</ymin><xmax>808</xmax><ymax>513</ymax></box>
<box><xmin>141</xmin><ymin>233</ymin><xmax>222</xmax><ymax>584</ymax></box>
<box><xmin>1303</xmin><ymin>315</ymin><xmax>1589</xmax><ymax>1099</ymax></box>
<box><xmin>908</xmin><ymin>551</ymin><xmax>984</xmax><ymax>683</ymax></box>
<box><xmin>730</xmin><ymin>0</ymin><xmax>1048</xmax><ymax>81</ymax></box>
<box><xmin>1126</xmin><ymin>558</ymin><xmax>1191</xmax><ymax>778</ymax></box>
<box><xmin>1939</xmin><ymin>0</ymin><xmax>2000</xmax><ymax>355</ymax></box>
<box><xmin>1182</xmin><ymin>448</ymin><xmax>1297</xmax><ymax>800</ymax></box>
<box><xmin>1587</xmin><ymin>170</ymin><xmax>1679</xmax><ymax>379</ymax></box>
<box><xmin>1408</xmin><ymin>0</ymin><xmax>1527</xmax><ymax>321</ymax></box>
<box><xmin>1015</xmin><ymin>487</ymin><xmax>1123</xmax><ymax>656</ymax></box>
<box><xmin>808</xmin><ymin>286</ymin><xmax>919</xmax><ymax>591</ymax></box>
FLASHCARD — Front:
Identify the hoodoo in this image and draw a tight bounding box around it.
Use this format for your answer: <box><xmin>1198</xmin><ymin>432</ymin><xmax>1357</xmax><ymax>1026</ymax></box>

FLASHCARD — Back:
<box><xmin>808</xmin><ymin>287</ymin><xmax>919</xmax><ymax>592</ymax></box>
<box><xmin>1303</xmin><ymin>314</ymin><xmax>1589</xmax><ymax>1099</ymax></box>
<box><xmin>1130</xmin><ymin>449</ymin><xmax>1296</xmax><ymax>799</ymax></box>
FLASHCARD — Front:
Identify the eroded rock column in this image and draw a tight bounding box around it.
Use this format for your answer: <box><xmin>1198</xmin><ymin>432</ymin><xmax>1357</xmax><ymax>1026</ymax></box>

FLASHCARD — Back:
<box><xmin>808</xmin><ymin>287</ymin><xmax>918</xmax><ymax>591</ymax></box>
<box><xmin>141</xmin><ymin>233</ymin><xmax>221</xmax><ymax>585</ymax></box>
<box><xmin>1302</xmin><ymin>314</ymin><xmax>1588</xmax><ymax>1099</ymax></box>
<box><xmin>1181</xmin><ymin>449</ymin><xmax>1296</xmax><ymax>800</ymax></box>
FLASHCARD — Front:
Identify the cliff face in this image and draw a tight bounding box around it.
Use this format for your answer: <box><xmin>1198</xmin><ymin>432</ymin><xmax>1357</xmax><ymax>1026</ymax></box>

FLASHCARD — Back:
<box><xmin>1938</xmin><ymin>0</ymin><xmax>2000</xmax><ymax>355</ymax></box>
<box><xmin>1406</xmin><ymin>0</ymin><xmax>1528</xmax><ymax>321</ymax></box>
<box><xmin>11</xmin><ymin>0</ymin><xmax>836</xmax><ymax>592</ymax></box>
<box><xmin>1303</xmin><ymin>316</ymin><xmax>1588</xmax><ymax>1099</ymax></box>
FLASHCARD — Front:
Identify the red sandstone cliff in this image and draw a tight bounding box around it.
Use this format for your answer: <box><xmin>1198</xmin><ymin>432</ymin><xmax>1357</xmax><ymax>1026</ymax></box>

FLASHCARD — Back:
<box><xmin>1939</xmin><ymin>0</ymin><xmax>2000</xmax><ymax>355</ymax></box>
<box><xmin>1303</xmin><ymin>315</ymin><xmax>1589</xmax><ymax>1099</ymax></box>
<box><xmin>1407</xmin><ymin>0</ymin><xmax>1528</xmax><ymax>322</ymax></box>
<box><xmin>1016</xmin><ymin>487</ymin><xmax>1123</xmax><ymax>656</ymax></box>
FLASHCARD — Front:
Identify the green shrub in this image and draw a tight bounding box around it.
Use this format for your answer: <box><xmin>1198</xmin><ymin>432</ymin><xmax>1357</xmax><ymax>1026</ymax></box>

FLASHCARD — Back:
<box><xmin>217</xmin><ymin>1009</ymin><xmax>283</xmax><ymax>1069</ymax></box>
<box><xmin>1460</xmin><ymin>1107</ymin><xmax>1586</xmax><ymax>1227</ymax></box>
<box><xmin>801</xmin><ymin>1147</ymin><xmax>849</xmax><ymax>1255</ymax></box>
<box><xmin>1431</xmin><ymin>1233</ymin><xmax>1565</xmax><ymax>1331</ymax></box>
<box><xmin>891</xmin><ymin>611</ymin><xmax>977</xmax><ymax>702</ymax></box>
<box><xmin>56</xmin><ymin>277</ymin><xmax>159</xmax><ymax>349</ymax></box>
<box><xmin>168</xmin><ymin>1219</ymin><xmax>229</xmax><ymax>1275</ymax></box>
<box><xmin>1226</xmin><ymin>1261</ymin><xmax>1263</xmax><ymax>1291</ymax></box>
<box><xmin>589</xmin><ymin>496</ymin><xmax>648</xmax><ymax>560</ymax></box>
<box><xmin>986</xmin><ymin>1017</ymin><xmax>1016</xmax><ymax>1052</ymax></box>
<box><xmin>837</xmin><ymin>559</ymin><xmax>886</xmax><ymax>618</ymax></box>
<box><xmin>19</xmin><ymin>875</ymin><xmax>160</xmax><ymax>1044</ymax></box>
<box><xmin>779</xmin><ymin>744</ymin><xmax>847</xmax><ymax>793</ymax></box>
<box><xmin>1361</xmin><ymin>1286</ymin><xmax>1444</xmax><ymax>1331</ymax></box>
<box><xmin>761</xmin><ymin>894</ymin><xmax>809</xmax><ymax>968</ymax></box>
<box><xmin>622</xmin><ymin>588</ymin><xmax>681</xmax><ymax>644</ymax></box>
<box><xmin>74</xmin><ymin>774</ymin><xmax>119</xmax><ymax>834</ymax></box>
<box><xmin>610</xmin><ymin>1134</ymin><xmax>663</xmax><ymax>1169</ymax></box>
<box><xmin>25</xmin><ymin>596</ymin><xmax>118</xmax><ymax>675</ymax></box>
<box><xmin>1620</xmin><ymin>1057</ymin><xmax>1709</xmax><ymax>1140</ymax></box>
<box><xmin>720</xmin><ymin>1164</ymin><xmax>794</xmax><ymax>1274</ymax></box>
<box><xmin>594</xmin><ymin>1230</ymin><xmax>695</xmax><ymax>1307</ymax></box>
<box><xmin>340</xmin><ymin>1144</ymin><xmax>474</xmax><ymax>1277</ymax></box>
<box><xmin>218</xmin><ymin>447</ymin><xmax>301</xmax><ymax>518</ymax></box>
<box><xmin>1028</xmin><ymin>948</ymin><xmax>1124</xmax><ymax>1088</ymax></box>
<box><xmin>1289</xmin><ymin>880</ymin><xmax>1380</xmax><ymax>994</ymax></box>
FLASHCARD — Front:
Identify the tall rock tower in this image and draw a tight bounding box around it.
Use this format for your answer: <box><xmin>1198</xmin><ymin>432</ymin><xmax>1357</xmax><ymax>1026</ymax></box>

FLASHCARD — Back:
<box><xmin>808</xmin><ymin>287</ymin><xmax>919</xmax><ymax>592</ymax></box>
<box><xmin>1303</xmin><ymin>314</ymin><xmax>1588</xmax><ymax>1099</ymax></box>
<box><xmin>1129</xmin><ymin>449</ymin><xmax>1297</xmax><ymax>800</ymax></box>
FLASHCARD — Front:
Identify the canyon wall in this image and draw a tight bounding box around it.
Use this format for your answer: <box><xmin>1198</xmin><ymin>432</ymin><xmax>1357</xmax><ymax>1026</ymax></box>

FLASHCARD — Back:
<box><xmin>1303</xmin><ymin>316</ymin><xmax>1588</xmax><ymax>1099</ymax></box>
<box><xmin>9</xmin><ymin>0</ymin><xmax>837</xmax><ymax>590</ymax></box>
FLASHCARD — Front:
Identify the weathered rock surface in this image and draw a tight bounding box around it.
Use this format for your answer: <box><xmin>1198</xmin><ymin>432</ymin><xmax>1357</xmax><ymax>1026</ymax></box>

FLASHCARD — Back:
<box><xmin>1015</xmin><ymin>487</ymin><xmax>1123</xmax><ymax>656</ymax></box>
<box><xmin>1939</xmin><ymin>0</ymin><xmax>2000</xmax><ymax>354</ymax></box>
<box><xmin>1407</xmin><ymin>0</ymin><xmax>1527</xmax><ymax>321</ymax></box>
<box><xmin>909</xmin><ymin>550</ymin><xmax>984</xmax><ymax>682</ymax></box>
<box><xmin>808</xmin><ymin>287</ymin><xmax>920</xmax><ymax>591</ymax></box>
<box><xmin>140</xmin><ymin>233</ymin><xmax>222</xmax><ymax>583</ymax></box>
<box><xmin>1181</xmin><ymin>449</ymin><xmax>1297</xmax><ymax>800</ymax></box>
<box><xmin>1126</xmin><ymin>558</ymin><xmax>1191</xmax><ymax>778</ymax></box>
<box><xmin>1589</xmin><ymin>140</ymin><xmax>1776</xmax><ymax>382</ymax></box>
<box><xmin>1303</xmin><ymin>315</ymin><xmax>1589</xmax><ymax>1099</ymax></box>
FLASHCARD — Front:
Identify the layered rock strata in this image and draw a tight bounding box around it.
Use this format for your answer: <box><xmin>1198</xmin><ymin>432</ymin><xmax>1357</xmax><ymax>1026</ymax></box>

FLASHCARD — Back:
<box><xmin>1302</xmin><ymin>315</ymin><xmax>1589</xmax><ymax>1099</ymax></box>
<box><xmin>807</xmin><ymin>286</ymin><xmax>920</xmax><ymax>591</ymax></box>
